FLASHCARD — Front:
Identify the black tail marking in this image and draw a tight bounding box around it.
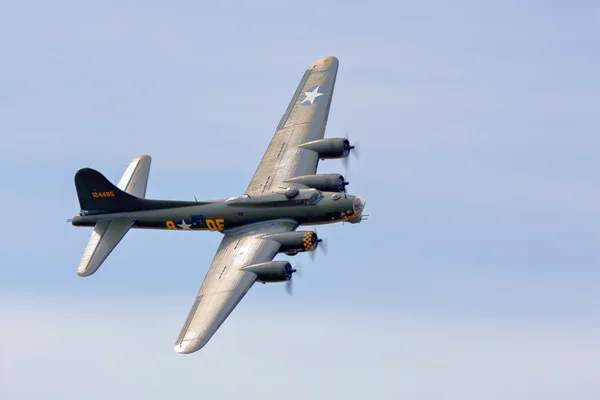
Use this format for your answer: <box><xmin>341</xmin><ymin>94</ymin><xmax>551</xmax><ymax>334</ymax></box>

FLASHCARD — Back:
<box><xmin>74</xmin><ymin>168</ymin><xmax>198</xmax><ymax>215</ymax></box>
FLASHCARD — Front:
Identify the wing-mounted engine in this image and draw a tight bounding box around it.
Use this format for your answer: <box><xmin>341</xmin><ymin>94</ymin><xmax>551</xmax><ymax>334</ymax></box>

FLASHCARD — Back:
<box><xmin>242</xmin><ymin>261</ymin><xmax>296</xmax><ymax>283</ymax></box>
<box><xmin>261</xmin><ymin>231</ymin><xmax>322</xmax><ymax>256</ymax></box>
<box><xmin>285</xmin><ymin>174</ymin><xmax>349</xmax><ymax>192</ymax></box>
<box><xmin>298</xmin><ymin>138</ymin><xmax>354</xmax><ymax>159</ymax></box>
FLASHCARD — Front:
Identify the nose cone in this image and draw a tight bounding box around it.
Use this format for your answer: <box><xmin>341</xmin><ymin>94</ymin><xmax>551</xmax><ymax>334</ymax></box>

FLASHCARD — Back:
<box><xmin>353</xmin><ymin>196</ymin><xmax>367</xmax><ymax>215</ymax></box>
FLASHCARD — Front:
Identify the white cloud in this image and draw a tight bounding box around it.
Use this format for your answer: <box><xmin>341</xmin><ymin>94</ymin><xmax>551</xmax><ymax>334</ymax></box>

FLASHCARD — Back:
<box><xmin>1</xmin><ymin>294</ymin><xmax>599</xmax><ymax>400</ymax></box>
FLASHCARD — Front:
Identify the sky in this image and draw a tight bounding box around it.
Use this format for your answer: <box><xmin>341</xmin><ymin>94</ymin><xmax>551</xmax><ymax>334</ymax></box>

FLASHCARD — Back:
<box><xmin>1</xmin><ymin>0</ymin><xmax>599</xmax><ymax>399</ymax></box>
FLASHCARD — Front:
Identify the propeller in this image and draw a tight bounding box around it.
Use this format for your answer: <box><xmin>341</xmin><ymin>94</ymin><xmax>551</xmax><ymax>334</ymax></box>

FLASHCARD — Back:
<box><xmin>285</xmin><ymin>264</ymin><xmax>300</xmax><ymax>295</ymax></box>
<box><xmin>342</xmin><ymin>132</ymin><xmax>360</xmax><ymax>170</ymax></box>
<box><xmin>338</xmin><ymin>176</ymin><xmax>350</xmax><ymax>193</ymax></box>
<box><xmin>309</xmin><ymin>229</ymin><xmax>328</xmax><ymax>261</ymax></box>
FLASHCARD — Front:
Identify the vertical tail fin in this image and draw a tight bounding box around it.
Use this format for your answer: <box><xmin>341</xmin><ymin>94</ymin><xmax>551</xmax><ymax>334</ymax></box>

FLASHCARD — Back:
<box><xmin>74</xmin><ymin>155</ymin><xmax>152</xmax><ymax>214</ymax></box>
<box><xmin>75</xmin><ymin>168</ymin><xmax>138</xmax><ymax>214</ymax></box>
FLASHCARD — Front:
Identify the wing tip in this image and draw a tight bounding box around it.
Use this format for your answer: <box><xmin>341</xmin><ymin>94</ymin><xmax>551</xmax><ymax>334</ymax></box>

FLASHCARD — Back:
<box><xmin>174</xmin><ymin>339</ymin><xmax>206</xmax><ymax>354</ymax></box>
<box><xmin>77</xmin><ymin>262</ymin><xmax>98</xmax><ymax>277</ymax></box>
<box><xmin>132</xmin><ymin>154</ymin><xmax>152</xmax><ymax>162</ymax></box>
<box><xmin>77</xmin><ymin>268</ymin><xmax>93</xmax><ymax>277</ymax></box>
<box><xmin>308</xmin><ymin>56</ymin><xmax>339</xmax><ymax>71</ymax></box>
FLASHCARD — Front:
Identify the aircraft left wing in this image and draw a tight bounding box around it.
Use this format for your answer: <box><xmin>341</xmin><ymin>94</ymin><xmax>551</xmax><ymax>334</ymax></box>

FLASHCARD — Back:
<box><xmin>245</xmin><ymin>56</ymin><xmax>339</xmax><ymax>195</ymax></box>
<box><xmin>174</xmin><ymin>219</ymin><xmax>298</xmax><ymax>354</ymax></box>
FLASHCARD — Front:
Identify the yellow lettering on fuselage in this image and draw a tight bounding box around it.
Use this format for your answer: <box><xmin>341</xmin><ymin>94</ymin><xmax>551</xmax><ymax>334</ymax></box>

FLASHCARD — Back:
<box><xmin>206</xmin><ymin>219</ymin><xmax>217</xmax><ymax>230</ymax></box>
<box><xmin>206</xmin><ymin>219</ymin><xmax>225</xmax><ymax>231</ymax></box>
<box><xmin>166</xmin><ymin>220</ymin><xmax>176</xmax><ymax>230</ymax></box>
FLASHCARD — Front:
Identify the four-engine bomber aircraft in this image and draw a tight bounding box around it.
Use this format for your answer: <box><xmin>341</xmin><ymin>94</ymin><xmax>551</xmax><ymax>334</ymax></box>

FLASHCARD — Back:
<box><xmin>71</xmin><ymin>56</ymin><xmax>366</xmax><ymax>354</ymax></box>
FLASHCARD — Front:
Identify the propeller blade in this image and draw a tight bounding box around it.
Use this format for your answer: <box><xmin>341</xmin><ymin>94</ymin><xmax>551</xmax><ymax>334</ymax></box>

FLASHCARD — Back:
<box><xmin>342</xmin><ymin>156</ymin><xmax>349</xmax><ymax>170</ymax></box>
<box><xmin>342</xmin><ymin>132</ymin><xmax>359</xmax><ymax>168</ymax></box>
<box><xmin>309</xmin><ymin>228</ymin><xmax>328</xmax><ymax>260</ymax></box>
<box><xmin>285</xmin><ymin>279</ymin><xmax>293</xmax><ymax>295</ymax></box>
<box><xmin>352</xmin><ymin>140</ymin><xmax>360</xmax><ymax>159</ymax></box>
<box><xmin>319</xmin><ymin>237</ymin><xmax>328</xmax><ymax>255</ymax></box>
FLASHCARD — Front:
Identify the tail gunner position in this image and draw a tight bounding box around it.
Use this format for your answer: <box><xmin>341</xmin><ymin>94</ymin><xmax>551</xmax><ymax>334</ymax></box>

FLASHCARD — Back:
<box><xmin>70</xmin><ymin>56</ymin><xmax>367</xmax><ymax>354</ymax></box>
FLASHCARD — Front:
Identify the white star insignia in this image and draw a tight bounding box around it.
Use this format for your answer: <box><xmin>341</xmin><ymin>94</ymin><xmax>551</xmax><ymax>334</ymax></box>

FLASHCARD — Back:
<box><xmin>177</xmin><ymin>219</ymin><xmax>192</xmax><ymax>230</ymax></box>
<box><xmin>300</xmin><ymin>86</ymin><xmax>324</xmax><ymax>105</ymax></box>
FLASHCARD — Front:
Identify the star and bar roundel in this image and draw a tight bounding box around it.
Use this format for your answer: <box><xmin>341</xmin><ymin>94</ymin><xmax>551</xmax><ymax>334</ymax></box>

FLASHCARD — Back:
<box><xmin>299</xmin><ymin>86</ymin><xmax>325</xmax><ymax>106</ymax></box>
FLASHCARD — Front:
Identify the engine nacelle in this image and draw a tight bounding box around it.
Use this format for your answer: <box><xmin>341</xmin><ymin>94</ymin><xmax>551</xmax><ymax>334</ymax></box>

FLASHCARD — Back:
<box><xmin>242</xmin><ymin>261</ymin><xmax>295</xmax><ymax>283</ymax></box>
<box><xmin>285</xmin><ymin>174</ymin><xmax>349</xmax><ymax>192</ymax></box>
<box><xmin>261</xmin><ymin>231</ymin><xmax>320</xmax><ymax>255</ymax></box>
<box><xmin>298</xmin><ymin>138</ymin><xmax>352</xmax><ymax>159</ymax></box>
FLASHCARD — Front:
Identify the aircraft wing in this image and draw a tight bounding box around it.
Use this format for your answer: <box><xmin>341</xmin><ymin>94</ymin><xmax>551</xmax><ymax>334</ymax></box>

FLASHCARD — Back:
<box><xmin>245</xmin><ymin>56</ymin><xmax>339</xmax><ymax>194</ymax></box>
<box><xmin>174</xmin><ymin>219</ymin><xmax>298</xmax><ymax>354</ymax></box>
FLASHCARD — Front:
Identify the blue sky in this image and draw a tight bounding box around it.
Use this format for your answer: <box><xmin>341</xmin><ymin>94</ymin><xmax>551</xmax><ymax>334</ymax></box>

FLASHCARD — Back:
<box><xmin>1</xmin><ymin>1</ymin><xmax>599</xmax><ymax>399</ymax></box>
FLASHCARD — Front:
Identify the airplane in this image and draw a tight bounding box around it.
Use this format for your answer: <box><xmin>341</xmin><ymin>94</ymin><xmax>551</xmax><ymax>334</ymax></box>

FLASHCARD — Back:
<box><xmin>70</xmin><ymin>56</ymin><xmax>367</xmax><ymax>354</ymax></box>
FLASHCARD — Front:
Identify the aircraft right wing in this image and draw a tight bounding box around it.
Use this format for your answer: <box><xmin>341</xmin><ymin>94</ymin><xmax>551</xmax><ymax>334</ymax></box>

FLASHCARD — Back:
<box><xmin>174</xmin><ymin>219</ymin><xmax>298</xmax><ymax>354</ymax></box>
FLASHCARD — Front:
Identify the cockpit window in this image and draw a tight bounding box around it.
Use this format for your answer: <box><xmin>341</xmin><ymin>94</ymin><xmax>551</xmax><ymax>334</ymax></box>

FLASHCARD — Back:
<box><xmin>225</xmin><ymin>194</ymin><xmax>250</xmax><ymax>204</ymax></box>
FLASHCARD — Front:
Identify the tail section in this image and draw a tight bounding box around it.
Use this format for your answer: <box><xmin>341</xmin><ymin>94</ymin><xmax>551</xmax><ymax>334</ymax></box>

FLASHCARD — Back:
<box><xmin>76</xmin><ymin>155</ymin><xmax>151</xmax><ymax>277</ymax></box>
<box><xmin>75</xmin><ymin>168</ymin><xmax>144</xmax><ymax>214</ymax></box>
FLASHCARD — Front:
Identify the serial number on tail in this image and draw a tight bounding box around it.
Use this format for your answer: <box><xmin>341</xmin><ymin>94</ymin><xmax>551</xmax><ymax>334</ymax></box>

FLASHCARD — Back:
<box><xmin>92</xmin><ymin>191</ymin><xmax>115</xmax><ymax>198</ymax></box>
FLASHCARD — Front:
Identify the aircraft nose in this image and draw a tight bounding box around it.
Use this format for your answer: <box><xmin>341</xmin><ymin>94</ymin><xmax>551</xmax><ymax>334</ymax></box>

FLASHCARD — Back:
<box><xmin>352</xmin><ymin>196</ymin><xmax>367</xmax><ymax>215</ymax></box>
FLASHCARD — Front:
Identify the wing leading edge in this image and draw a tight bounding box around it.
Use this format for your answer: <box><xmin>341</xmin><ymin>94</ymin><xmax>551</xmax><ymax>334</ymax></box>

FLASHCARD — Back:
<box><xmin>174</xmin><ymin>220</ymin><xmax>298</xmax><ymax>354</ymax></box>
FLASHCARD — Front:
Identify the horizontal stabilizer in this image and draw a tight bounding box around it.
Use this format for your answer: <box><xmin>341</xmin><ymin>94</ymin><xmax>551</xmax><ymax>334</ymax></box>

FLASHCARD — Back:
<box><xmin>77</xmin><ymin>219</ymin><xmax>133</xmax><ymax>277</ymax></box>
<box><xmin>117</xmin><ymin>155</ymin><xmax>151</xmax><ymax>198</ymax></box>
